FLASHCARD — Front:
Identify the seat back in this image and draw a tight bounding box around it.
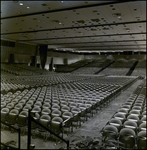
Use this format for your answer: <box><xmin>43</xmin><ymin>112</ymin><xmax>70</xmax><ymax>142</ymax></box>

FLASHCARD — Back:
<box><xmin>39</xmin><ymin>115</ymin><xmax>51</xmax><ymax>128</ymax></box>
<box><xmin>119</xmin><ymin>128</ymin><xmax>136</xmax><ymax>149</ymax></box>
<box><xmin>62</xmin><ymin>111</ymin><xmax>73</xmax><ymax>120</ymax></box>
<box><xmin>102</xmin><ymin>125</ymin><xmax>118</xmax><ymax>137</ymax></box>
<box><xmin>51</xmin><ymin>109</ymin><xmax>61</xmax><ymax>118</ymax></box>
<box><xmin>139</xmin><ymin>122</ymin><xmax>146</xmax><ymax>131</ymax></box>
<box><xmin>42</xmin><ymin>103</ymin><xmax>51</xmax><ymax>109</ymax></box>
<box><xmin>17</xmin><ymin>111</ymin><xmax>28</xmax><ymax>127</ymax></box>
<box><xmin>123</xmin><ymin>120</ymin><xmax>137</xmax><ymax>131</ymax></box>
<box><xmin>50</xmin><ymin>117</ymin><xmax>63</xmax><ymax>134</ymax></box>
<box><xmin>137</xmin><ymin>131</ymin><xmax>146</xmax><ymax>149</ymax></box>
<box><xmin>1</xmin><ymin>108</ymin><xmax>10</xmax><ymax>122</ymax></box>
<box><xmin>7</xmin><ymin>109</ymin><xmax>19</xmax><ymax>125</ymax></box>
<box><xmin>32</xmin><ymin>107</ymin><xmax>41</xmax><ymax>113</ymax></box>
<box><xmin>41</xmin><ymin>108</ymin><xmax>51</xmax><ymax>115</ymax></box>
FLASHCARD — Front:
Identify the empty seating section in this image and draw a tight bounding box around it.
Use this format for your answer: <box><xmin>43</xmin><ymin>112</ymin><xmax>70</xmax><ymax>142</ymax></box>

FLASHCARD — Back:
<box><xmin>101</xmin><ymin>80</ymin><xmax>146</xmax><ymax>149</ymax></box>
<box><xmin>99</xmin><ymin>59</ymin><xmax>136</xmax><ymax>76</ymax></box>
<box><xmin>131</xmin><ymin>60</ymin><xmax>146</xmax><ymax>77</ymax></box>
<box><xmin>55</xmin><ymin>59</ymin><xmax>94</xmax><ymax>72</ymax></box>
<box><xmin>98</xmin><ymin>68</ymin><xmax>129</xmax><ymax>76</ymax></box>
<box><xmin>72</xmin><ymin>59</ymin><xmax>113</xmax><ymax>74</ymax></box>
<box><xmin>72</xmin><ymin>67</ymin><xmax>100</xmax><ymax>74</ymax></box>
<box><xmin>12</xmin><ymin>64</ymin><xmax>55</xmax><ymax>75</ymax></box>
<box><xmin>1</xmin><ymin>63</ymin><xmax>55</xmax><ymax>76</ymax></box>
<box><xmin>1</xmin><ymin>73</ymin><xmax>89</xmax><ymax>93</ymax></box>
<box><xmin>110</xmin><ymin>59</ymin><xmax>136</xmax><ymax>68</ymax></box>
<box><xmin>1</xmin><ymin>74</ymin><xmax>27</xmax><ymax>93</ymax></box>
<box><xmin>1</xmin><ymin>75</ymin><xmax>138</xmax><ymax>141</ymax></box>
<box><xmin>1</xmin><ymin>59</ymin><xmax>146</xmax><ymax>145</ymax></box>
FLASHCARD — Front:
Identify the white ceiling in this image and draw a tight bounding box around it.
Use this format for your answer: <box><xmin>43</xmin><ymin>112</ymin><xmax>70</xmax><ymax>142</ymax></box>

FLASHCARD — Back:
<box><xmin>1</xmin><ymin>1</ymin><xmax>146</xmax><ymax>53</ymax></box>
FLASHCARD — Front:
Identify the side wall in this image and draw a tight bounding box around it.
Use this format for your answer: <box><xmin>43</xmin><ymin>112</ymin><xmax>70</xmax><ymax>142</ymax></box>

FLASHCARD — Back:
<box><xmin>1</xmin><ymin>42</ymin><xmax>146</xmax><ymax>69</ymax></box>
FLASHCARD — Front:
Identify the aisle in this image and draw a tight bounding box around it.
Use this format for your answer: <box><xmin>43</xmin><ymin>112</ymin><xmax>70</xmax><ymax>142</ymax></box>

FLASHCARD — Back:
<box><xmin>62</xmin><ymin>79</ymin><xmax>143</xmax><ymax>149</ymax></box>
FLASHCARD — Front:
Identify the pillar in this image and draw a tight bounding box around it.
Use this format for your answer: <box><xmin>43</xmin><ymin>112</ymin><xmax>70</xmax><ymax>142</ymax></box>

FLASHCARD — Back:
<box><xmin>30</xmin><ymin>56</ymin><xmax>36</xmax><ymax>67</ymax></box>
<box><xmin>39</xmin><ymin>45</ymin><xmax>47</xmax><ymax>69</ymax></box>
<box><xmin>49</xmin><ymin>57</ymin><xmax>53</xmax><ymax>71</ymax></box>
<box><xmin>9</xmin><ymin>54</ymin><xmax>15</xmax><ymax>63</ymax></box>
<box><xmin>63</xmin><ymin>58</ymin><xmax>68</xmax><ymax>65</ymax></box>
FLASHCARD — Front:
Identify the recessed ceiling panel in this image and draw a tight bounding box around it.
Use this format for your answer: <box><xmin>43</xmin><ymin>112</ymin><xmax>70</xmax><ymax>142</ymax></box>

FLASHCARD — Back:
<box><xmin>1</xmin><ymin>1</ymin><xmax>146</xmax><ymax>53</ymax></box>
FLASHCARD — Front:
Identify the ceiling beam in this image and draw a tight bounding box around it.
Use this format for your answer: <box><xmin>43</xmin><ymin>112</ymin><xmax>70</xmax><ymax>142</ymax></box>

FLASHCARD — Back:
<box><xmin>59</xmin><ymin>44</ymin><xmax>146</xmax><ymax>48</ymax></box>
<box><xmin>75</xmin><ymin>48</ymin><xmax>146</xmax><ymax>50</ymax></box>
<box><xmin>17</xmin><ymin>32</ymin><xmax>146</xmax><ymax>42</ymax></box>
<box><xmin>47</xmin><ymin>39</ymin><xmax>146</xmax><ymax>45</ymax></box>
<box><xmin>1</xmin><ymin>1</ymin><xmax>137</xmax><ymax>20</ymax></box>
<box><xmin>1</xmin><ymin>20</ymin><xmax>145</xmax><ymax>35</ymax></box>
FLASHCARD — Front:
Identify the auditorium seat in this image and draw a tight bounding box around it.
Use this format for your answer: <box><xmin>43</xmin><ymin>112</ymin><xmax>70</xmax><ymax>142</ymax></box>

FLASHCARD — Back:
<box><xmin>7</xmin><ymin>109</ymin><xmax>19</xmax><ymax>132</ymax></box>
<box><xmin>38</xmin><ymin>115</ymin><xmax>51</xmax><ymax>142</ymax></box>
<box><xmin>6</xmin><ymin>103</ymin><xmax>15</xmax><ymax>111</ymax></box>
<box><xmin>101</xmin><ymin>125</ymin><xmax>118</xmax><ymax>149</ymax></box>
<box><xmin>123</xmin><ymin>120</ymin><xmax>138</xmax><ymax>133</ymax></box>
<box><xmin>119</xmin><ymin>127</ymin><xmax>136</xmax><ymax>149</ymax></box>
<box><xmin>108</xmin><ymin>118</ymin><xmax>122</xmax><ymax>131</ymax></box>
<box><xmin>1</xmin><ymin>108</ymin><xmax>10</xmax><ymax>129</ymax></box>
<box><xmin>137</xmin><ymin>131</ymin><xmax>146</xmax><ymax>149</ymax></box>
<box><xmin>50</xmin><ymin>117</ymin><xmax>63</xmax><ymax>139</ymax></box>
<box><xmin>17</xmin><ymin>110</ymin><xmax>28</xmax><ymax>135</ymax></box>
<box><xmin>62</xmin><ymin>111</ymin><xmax>73</xmax><ymax>135</ymax></box>
<box><xmin>51</xmin><ymin>109</ymin><xmax>62</xmax><ymax>119</ymax></box>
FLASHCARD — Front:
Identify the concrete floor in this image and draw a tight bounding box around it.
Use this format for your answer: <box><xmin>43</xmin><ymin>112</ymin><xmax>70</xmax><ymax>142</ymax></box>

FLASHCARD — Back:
<box><xmin>1</xmin><ymin>79</ymin><xmax>143</xmax><ymax>149</ymax></box>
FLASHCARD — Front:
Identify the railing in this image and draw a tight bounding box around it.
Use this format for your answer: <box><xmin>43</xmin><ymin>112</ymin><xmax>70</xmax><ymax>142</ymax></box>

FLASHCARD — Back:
<box><xmin>126</xmin><ymin>61</ymin><xmax>138</xmax><ymax>76</ymax></box>
<box><xmin>1</xmin><ymin>121</ymin><xmax>21</xmax><ymax>150</ymax></box>
<box><xmin>95</xmin><ymin>61</ymin><xmax>115</xmax><ymax>74</ymax></box>
<box><xmin>27</xmin><ymin>109</ymin><xmax>69</xmax><ymax>150</ymax></box>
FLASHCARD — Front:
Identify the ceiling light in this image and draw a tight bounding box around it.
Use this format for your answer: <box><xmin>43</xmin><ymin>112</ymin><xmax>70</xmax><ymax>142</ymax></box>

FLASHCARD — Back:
<box><xmin>59</xmin><ymin>22</ymin><xmax>62</xmax><ymax>25</ymax></box>
<box><xmin>27</xmin><ymin>6</ymin><xmax>30</xmax><ymax>9</ymax></box>
<box><xmin>38</xmin><ymin>20</ymin><xmax>40</xmax><ymax>22</ymax></box>
<box><xmin>60</xmin><ymin>1</ymin><xmax>64</xmax><ymax>3</ymax></box>
<box><xmin>19</xmin><ymin>2</ymin><xmax>23</xmax><ymax>5</ymax></box>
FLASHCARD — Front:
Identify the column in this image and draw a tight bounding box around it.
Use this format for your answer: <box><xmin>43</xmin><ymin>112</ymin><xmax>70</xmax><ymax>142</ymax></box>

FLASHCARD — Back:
<box><xmin>49</xmin><ymin>57</ymin><xmax>53</xmax><ymax>71</ymax></box>
<box><xmin>9</xmin><ymin>54</ymin><xmax>15</xmax><ymax>63</ymax></box>
<box><xmin>39</xmin><ymin>45</ymin><xmax>47</xmax><ymax>69</ymax></box>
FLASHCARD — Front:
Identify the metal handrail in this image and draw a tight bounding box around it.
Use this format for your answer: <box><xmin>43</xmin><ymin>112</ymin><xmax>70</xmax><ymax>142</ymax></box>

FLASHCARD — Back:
<box><xmin>1</xmin><ymin>142</ymin><xmax>19</xmax><ymax>149</ymax></box>
<box><xmin>1</xmin><ymin>121</ymin><xmax>21</xmax><ymax>150</ymax></box>
<box><xmin>27</xmin><ymin>109</ymin><xmax>69</xmax><ymax>150</ymax></box>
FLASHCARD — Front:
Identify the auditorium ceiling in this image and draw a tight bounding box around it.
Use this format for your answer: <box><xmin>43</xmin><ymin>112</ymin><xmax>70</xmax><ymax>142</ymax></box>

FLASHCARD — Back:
<box><xmin>1</xmin><ymin>1</ymin><xmax>146</xmax><ymax>53</ymax></box>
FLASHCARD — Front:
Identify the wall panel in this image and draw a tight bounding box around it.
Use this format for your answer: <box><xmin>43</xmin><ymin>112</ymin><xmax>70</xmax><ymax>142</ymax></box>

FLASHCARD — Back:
<box><xmin>1</xmin><ymin>46</ymin><xmax>15</xmax><ymax>62</ymax></box>
<box><xmin>14</xmin><ymin>54</ymin><xmax>31</xmax><ymax>63</ymax></box>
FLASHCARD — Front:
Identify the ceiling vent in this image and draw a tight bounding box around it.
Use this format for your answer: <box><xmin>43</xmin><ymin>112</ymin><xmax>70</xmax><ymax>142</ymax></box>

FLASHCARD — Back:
<box><xmin>91</xmin><ymin>18</ymin><xmax>100</xmax><ymax>22</ymax></box>
<box><xmin>52</xmin><ymin>20</ymin><xmax>60</xmax><ymax>23</ymax></box>
<box><xmin>77</xmin><ymin>20</ymin><xmax>85</xmax><ymax>23</ymax></box>
<box><xmin>103</xmin><ymin>27</ymin><xmax>109</xmax><ymax>30</ymax></box>
<box><xmin>42</xmin><ymin>3</ymin><xmax>47</xmax><ymax>6</ymax></box>
<box><xmin>124</xmin><ymin>28</ymin><xmax>130</xmax><ymax>31</ymax></box>
<box><xmin>91</xmin><ymin>28</ymin><xmax>97</xmax><ymax>31</ymax></box>
<box><xmin>112</xmin><ymin>13</ymin><xmax>122</xmax><ymax>18</ymax></box>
